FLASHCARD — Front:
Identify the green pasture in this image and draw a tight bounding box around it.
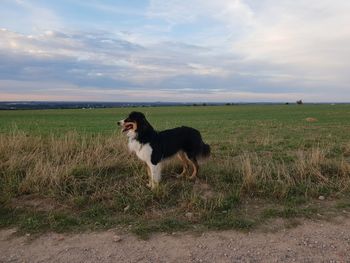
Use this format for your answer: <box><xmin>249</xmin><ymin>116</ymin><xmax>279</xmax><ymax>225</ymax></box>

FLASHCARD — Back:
<box><xmin>1</xmin><ymin>104</ymin><xmax>350</xmax><ymax>237</ymax></box>
<box><xmin>1</xmin><ymin>104</ymin><xmax>350</xmax><ymax>140</ymax></box>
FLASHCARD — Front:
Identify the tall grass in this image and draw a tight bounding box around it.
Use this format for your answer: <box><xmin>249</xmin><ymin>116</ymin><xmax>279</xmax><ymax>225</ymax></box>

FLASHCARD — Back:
<box><xmin>0</xmin><ymin>131</ymin><xmax>132</xmax><ymax>203</ymax></box>
<box><xmin>1</xmin><ymin>130</ymin><xmax>350</xmax><ymax>234</ymax></box>
<box><xmin>236</xmin><ymin>148</ymin><xmax>350</xmax><ymax>198</ymax></box>
<box><xmin>1</xmin><ymin>130</ymin><xmax>350</xmax><ymax>202</ymax></box>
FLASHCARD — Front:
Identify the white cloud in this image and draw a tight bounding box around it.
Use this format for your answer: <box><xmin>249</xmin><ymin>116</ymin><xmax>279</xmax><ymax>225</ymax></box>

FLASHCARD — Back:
<box><xmin>148</xmin><ymin>0</ymin><xmax>254</xmax><ymax>28</ymax></box>
<box><xmin>1</xmin><ymin>0</ymin><xmax>350</xmax><ymax>101</ymax></box>
<box><xmin>4</xmin><ymin>0</ymin><xmax>62</xmax><ymax>32</ymax></box>
<box><xmin>3</xmin><ymin>79</ymin><xmax>349</xmax><ymax>102</ymax></box>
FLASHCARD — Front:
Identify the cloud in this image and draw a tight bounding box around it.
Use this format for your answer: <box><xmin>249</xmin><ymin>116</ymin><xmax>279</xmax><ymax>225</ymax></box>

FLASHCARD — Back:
<box><xmin>1</xmin><ymin>0</ymin><xmax>350</xmax><ymax>101</ymax></box>
<box><xmin>1</xmin><ymin>0</ymin><xmax>62</xmax><ymax>32</ymax></box>
<box><xmin>0</xmin><ymin>28</ymin><xmax>230</xmax><ymax>87</ymax></box>
<box><xmin>148</xmin><ymin>0</ymin><xmax>254</xmax><ymax>29</ymax></box>
<box><xmin>148</xmin><ymin>0</ymin><xmax>350</xmax><ymax>79</ymax></box>
<box><xmin>3</xmin><ymin>79</ymin><xmax>348</xmax><ymax>102</ymax></box>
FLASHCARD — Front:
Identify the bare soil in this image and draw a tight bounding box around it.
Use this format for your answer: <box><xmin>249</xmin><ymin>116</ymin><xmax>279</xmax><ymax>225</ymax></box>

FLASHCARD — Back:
<box><xmin>1</xmin><ymin>217</ymin><xmax>350</xmax><ymax>263</ymax></box>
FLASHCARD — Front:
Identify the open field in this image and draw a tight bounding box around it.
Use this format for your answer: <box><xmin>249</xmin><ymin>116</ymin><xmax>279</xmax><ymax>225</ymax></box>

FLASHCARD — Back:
<box><xmin>1</xmin><ymin>104</ymin><xmax>350</xmax><ymax>237</ymax></box>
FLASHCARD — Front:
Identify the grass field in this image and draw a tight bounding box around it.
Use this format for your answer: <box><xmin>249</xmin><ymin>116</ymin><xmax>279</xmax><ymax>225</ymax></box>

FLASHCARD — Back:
<box><xmin>1</xmin><ymin>104</ymin><xmax>350</xmax><ymax>237</ymax></box>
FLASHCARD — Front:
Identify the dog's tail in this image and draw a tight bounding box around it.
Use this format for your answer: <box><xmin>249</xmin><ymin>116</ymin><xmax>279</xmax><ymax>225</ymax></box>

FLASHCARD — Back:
<box><xmin>198</xmin><ymin>142</ymin><xmax>211</xmax><ymax>159</ymax></box>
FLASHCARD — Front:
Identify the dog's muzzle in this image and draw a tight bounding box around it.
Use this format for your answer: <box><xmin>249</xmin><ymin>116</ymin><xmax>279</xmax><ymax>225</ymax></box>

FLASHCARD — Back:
<box><xmin>117</xmin><ymin>119</ymin><xmax>133</xmax><ymax>133</ymax></box>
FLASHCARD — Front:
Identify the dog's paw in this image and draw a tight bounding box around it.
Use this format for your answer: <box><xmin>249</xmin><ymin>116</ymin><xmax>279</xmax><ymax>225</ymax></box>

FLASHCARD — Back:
<box><xmin>146</xmin><ymin>181</ymin><xmax>159</xmax><ymax>189</ymax></box>
<box><xmin>188</xmin><ymin>175</ymin><xmax>197</xmax><ymax>181</ymax></box>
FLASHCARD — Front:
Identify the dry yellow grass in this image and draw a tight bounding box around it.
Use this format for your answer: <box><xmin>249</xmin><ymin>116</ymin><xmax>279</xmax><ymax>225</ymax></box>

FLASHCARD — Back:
<box><xmin>0</xmin><ymin>131</ymin><xmax>134</xmax><ymax>203</ymax></box>
<box><xmin>1</xmin><ymin>130</ymin><xmax>350</xmax><ymax>232</ymax></box>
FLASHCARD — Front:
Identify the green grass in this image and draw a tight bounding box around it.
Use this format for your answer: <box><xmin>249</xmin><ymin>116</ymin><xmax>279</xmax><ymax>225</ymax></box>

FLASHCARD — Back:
<box><xmin>1</xmin><ymin>104</ymin><xmax>350</xmax><ymax>237</ymax></box>
<box><xmin>261</xmin><ymin>206</ymin><xmax>319</xmax><ymax>219</ymax></box>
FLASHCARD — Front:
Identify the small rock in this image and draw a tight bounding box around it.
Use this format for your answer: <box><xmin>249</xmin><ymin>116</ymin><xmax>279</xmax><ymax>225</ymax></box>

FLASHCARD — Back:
<box><xmin>113</xmin><ymin>235</ymin><xmax>122</xmax><ymax>242</ymax></box>
<box><xmin>25</xmin><ymin>233</ymin><xmax>30</xmax><ymax>237</ymax></box>
<box><xmin>318</xmin><ymin>196</ymin><xmax>325</xmax><ymax>200</ymax></box>
<box><xmin>185</xmin><ymin>212</ymin><xmax>193</xmax><ymax>220</ymax></box>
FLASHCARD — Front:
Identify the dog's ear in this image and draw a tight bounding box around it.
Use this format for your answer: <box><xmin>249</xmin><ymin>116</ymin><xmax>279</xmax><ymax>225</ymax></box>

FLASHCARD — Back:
<box><xmin>136</xmin><ymin>113</ymin><xmax>152</xmax><ymax>132</ymax></box>
<box><xmin>129</xmin><ymin>111</ymin><xmax>145</xmax><ymax>119</ymax></box>
<box><xmin>138</xmin><ymin>112</ymin><xmax>146</xmax><ymax>119</ymax></box>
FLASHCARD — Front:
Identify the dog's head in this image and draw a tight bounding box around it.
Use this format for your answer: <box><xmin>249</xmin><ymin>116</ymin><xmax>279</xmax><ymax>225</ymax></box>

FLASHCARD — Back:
<box><xmin>117</xmin><ymin>111</ymin><xmax>151</xmax><ymax>137</ymax></box>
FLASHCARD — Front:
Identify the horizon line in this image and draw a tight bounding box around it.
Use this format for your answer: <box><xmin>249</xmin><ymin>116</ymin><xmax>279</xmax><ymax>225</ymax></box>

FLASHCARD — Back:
<box><xmin>1</xmin><ymin>101</ymin><xmax>349</xmax><ymax>104</ymax></box>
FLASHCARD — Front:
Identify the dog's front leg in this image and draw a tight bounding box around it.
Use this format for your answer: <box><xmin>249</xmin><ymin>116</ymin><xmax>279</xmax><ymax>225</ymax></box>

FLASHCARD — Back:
<box><xmin>146</xmin><ymin>162</ymin><xmax>162</xmax><ymax>189</ymax></box>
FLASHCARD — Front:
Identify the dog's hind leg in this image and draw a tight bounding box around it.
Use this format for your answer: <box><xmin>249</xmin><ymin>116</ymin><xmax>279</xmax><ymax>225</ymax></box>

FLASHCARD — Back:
<box><xmin>183</xmin><ymin>153</ymin><xmax>199</xmax><ymax>180</ymax></box>
<box><xmin>188</xmin><ymin>158</ymin><xmax>199</xmax><ymax>180</ymax></box>
<box><xmin>177</xmin><ymin>152</ymin><xmax>189</xmax><ymax>178</ymax></box>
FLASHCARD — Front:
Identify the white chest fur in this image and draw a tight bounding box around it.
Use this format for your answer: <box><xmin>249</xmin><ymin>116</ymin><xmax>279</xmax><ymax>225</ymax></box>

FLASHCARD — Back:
<box><xmin>128</xmin><ymin>139</ymin><xmax>153</xmax><ymax>163</ymax></box>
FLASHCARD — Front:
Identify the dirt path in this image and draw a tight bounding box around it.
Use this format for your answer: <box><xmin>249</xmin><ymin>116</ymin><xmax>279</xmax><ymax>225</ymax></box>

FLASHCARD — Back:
<box><xmin>1</xmin><ymin>217</ymin><xmax>350</xmax><ymax>263</ymax></box>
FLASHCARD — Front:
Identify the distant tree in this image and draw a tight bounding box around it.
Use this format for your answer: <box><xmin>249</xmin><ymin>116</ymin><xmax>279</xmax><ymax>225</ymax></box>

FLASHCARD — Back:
<box><xmin>296</xmin><ymin>100</ymin><xmax>303</xmax><ymax>105</ymax></box>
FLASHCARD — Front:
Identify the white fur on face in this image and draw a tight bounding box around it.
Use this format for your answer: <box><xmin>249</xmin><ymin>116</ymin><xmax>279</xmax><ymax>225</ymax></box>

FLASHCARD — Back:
<box><xmin>118</xmin><ymin>118</ymin><xmax>137</xmax><ymax>137</ymax></box>
<box><xmin>126</xmin><ymin>129</ymin><xmax>136</xmax><ymax>139</ymax></box>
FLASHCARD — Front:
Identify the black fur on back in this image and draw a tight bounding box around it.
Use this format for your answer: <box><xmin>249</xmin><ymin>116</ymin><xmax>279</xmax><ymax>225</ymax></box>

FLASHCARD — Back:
<box><xmin>126</xmin><ymin>111</ymin><xmax>210</xmax><ymax>165</ymax></box>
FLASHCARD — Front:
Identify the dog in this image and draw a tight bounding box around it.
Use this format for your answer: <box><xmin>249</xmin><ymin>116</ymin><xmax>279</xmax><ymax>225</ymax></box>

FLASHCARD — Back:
<box><xmin>117</xmin><ymin>111</ymin><xmax>210</xmax><ymax>189</ymax></box>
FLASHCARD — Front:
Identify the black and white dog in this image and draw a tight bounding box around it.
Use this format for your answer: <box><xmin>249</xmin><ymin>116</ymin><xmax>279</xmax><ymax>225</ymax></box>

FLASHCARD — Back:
<box><xmin>117</xmin><ymin>112</ymin><xmax>210</xmax><ymax>189</ymax></box>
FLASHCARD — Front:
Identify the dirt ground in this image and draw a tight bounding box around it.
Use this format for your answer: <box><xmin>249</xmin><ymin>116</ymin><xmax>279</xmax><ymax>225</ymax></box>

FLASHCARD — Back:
<box><xmin>1</xmin><ymin>217</ymin><xmax>350</xmax><ymax>263</ymax></box>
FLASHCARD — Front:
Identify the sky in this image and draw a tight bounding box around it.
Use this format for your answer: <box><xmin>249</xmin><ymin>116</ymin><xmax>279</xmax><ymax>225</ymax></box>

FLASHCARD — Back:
<box><xmin>0</xmin><ymin>0</ymin><xmax>350</xmax><ymax>102</ymax></box>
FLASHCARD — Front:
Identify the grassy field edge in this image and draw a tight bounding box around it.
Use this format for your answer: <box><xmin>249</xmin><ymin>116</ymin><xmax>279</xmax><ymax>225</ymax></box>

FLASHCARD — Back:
<box><xmin>1</xmin><ymin>105</ymin><xmax>350</xmax><ymax>237</ymax></box>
